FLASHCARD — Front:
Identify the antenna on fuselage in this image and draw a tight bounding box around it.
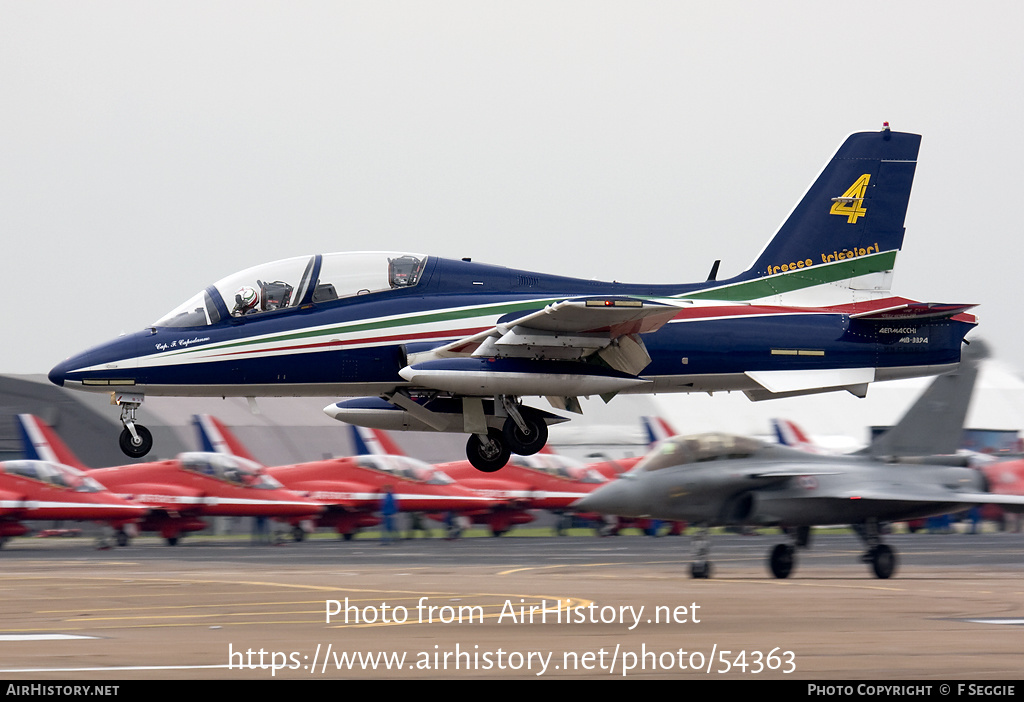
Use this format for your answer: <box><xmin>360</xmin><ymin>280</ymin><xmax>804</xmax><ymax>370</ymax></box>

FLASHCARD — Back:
<box><xmin>706</xmin><ymin>260</ymin><xmax>721</xmax><ymax>282</ymax></box>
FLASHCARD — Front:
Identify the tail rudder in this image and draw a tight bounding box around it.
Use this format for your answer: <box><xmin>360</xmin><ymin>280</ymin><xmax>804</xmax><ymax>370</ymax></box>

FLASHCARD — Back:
<box><xmin>864</xmin><ymin>339</ymin><xmax>988</xmax><ymax>457</ymax></box>
<box><xmin>691</xmin><ymin>126</ymin><xmax>921</xmax><ymax>305</ymax></box>
<box><xmin>772</xmin><ymin>418</ymin><xmax>825</xmax><ymax>454</ymax></box>
<box><xmin>640</xmin><ymin>415</ymin><xmax>678</xmax><ymax>447</ymax></box>
<box><xmin>348</xmin><ymin>425</ymin><xmax>407</xmax><ymax>457</ymax></box>
<box><xmin>16</xmin><ymin>414</ymin><xmax>88</xmax><ymax>470</ymax></box>
<box><xmin>192</xmin><ymin>415</ymin><xmax>261</xmax><ymax>464</ymax></box>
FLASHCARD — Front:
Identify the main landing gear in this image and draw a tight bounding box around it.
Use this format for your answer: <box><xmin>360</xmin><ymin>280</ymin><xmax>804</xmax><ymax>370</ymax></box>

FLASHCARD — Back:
<box><xmin>853</xmin><ymin>520</ymin><xmax>897</xmax><ymax>579</ymax></box>
<box><xmin>116</xmin><ymin>394</ymin><xmax>153</xmax><ymax>458</ymax></box>
<box><xmin>465</xmin><ymin>401</ymin><xmax>548</xmax><ymax>473</ymax></box>
<box><xmin>764</xmin><ymin>522</ymin><xmax>896</xmax><ymax>579</ymax></box>
<box><xmin>767</xmin><ymin>526</ymin><xmax>810</xmax><ymax>579</ymax></box>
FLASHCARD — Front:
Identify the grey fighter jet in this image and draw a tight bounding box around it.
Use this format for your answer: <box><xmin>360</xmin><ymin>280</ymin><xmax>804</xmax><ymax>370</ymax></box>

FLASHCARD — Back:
<box><xmin>574</xmin><ymin>342</ymin><xmax>1024</xmax><ymax>579</ymax></box>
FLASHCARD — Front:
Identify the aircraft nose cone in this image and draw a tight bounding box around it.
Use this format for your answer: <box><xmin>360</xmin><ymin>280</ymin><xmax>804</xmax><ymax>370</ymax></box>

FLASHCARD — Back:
<box><xmin>573</xmin><ymin>479</ymin><xmax>640</xmax><ymax>516</ymax></box>
<box><xmin>48</xmin><ymin>359</ymin><xmax>69</xmax><ymax>387</ymax></box>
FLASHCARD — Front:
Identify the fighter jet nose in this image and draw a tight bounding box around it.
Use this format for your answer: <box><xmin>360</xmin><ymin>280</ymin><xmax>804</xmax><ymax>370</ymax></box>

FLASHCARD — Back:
<box><xmin>48</xmin><ymin>359</ymin><xmax>69</xmax><ymax>387</ymax></box>
<box><xmin>573</xmin><ymin>478</ymin><xmax>641</xmax><ymax>516</ymax></box>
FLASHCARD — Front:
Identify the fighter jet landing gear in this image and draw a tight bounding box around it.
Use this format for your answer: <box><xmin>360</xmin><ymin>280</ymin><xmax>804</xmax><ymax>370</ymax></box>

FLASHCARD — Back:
<box><xmin>500</xmin><ymin>400</ymin><xmax>548</xmax><ymax>456</ymax></box>
<box><xmin>769</xmin><ymin>544</ymin><xmax>795</xmax><ymax>578</ymax></box>
<box><xmin>854</xmin><ymin>520</ymin><xmax>897</xmax><ymax>579</ymax></box>
<box><xmin>689</xmin><ymin>527</ymin><xmax>713</xmax><ymax>579</ymax></box>
<box><xmin>768</xmin><ymin>526</ymin><xmax>810</xmax><ymax>579</ymax></box>
<box><xmin>466</xmin><ymin>428</ymin><xmax>511</xmax><ymax>473</ymax></box>
<box><xmin>115</xmin><ymin>394</ymin><xmax>152</xmax><ymax>458</ymax></box>
<box><xmin>465</xmin><ymin>398</ymin><xmax>546</xmax><ymax>472</ymax></box>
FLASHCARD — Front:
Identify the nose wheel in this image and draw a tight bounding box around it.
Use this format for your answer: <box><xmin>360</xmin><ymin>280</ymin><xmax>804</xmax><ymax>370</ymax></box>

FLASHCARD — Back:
<box><xmin>119</xmin><ymin>425</ymin><xmax>153</xmax><ymax>458</ymax></box>
<box><xmin>689</xmin><ymin>526</ymin><xmax>713</xmax><ymax>579</ymax></box>
<box><xmin>116</xmin><ymin>394</ymin><xmax>152</xmax><ymax>458</ymax></box>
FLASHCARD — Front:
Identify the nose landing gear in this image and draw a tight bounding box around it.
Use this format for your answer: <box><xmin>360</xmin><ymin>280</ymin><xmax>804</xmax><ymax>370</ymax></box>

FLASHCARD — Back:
<box><xmin>115</xmin><ymin>393</ymin><xmax>153</xmax><ymax>458</ymax></box>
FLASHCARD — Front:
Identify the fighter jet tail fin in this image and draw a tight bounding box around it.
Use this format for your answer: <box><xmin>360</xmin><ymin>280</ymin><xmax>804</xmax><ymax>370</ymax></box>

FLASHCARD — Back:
<box><xmin>192</xmin><ymin>415</ymin><xmax>262</xmax><ymax>464</ymax></box>
<box><xmin>688</xmin><ymin>126</ymin><xmax>920</xmax><ymax>306</ymax></box>
<box><xmin>862</xmin><ymin>339</ymin><xmax>988</xmax><ymax>458</ymax></box>
<box><xmin>16</xmin><ymin>414</ymin><xmax>89</xmax><ymax>470</ymax></box>
<box><xmin>640</xmin><ymin>415</ymin><xmax>678</xmax><ymax>448</ymax></box>
<box><xmin>348</xmin><ymin>425</ymin><xmax>407</xmax><ymax>457</ymax></box>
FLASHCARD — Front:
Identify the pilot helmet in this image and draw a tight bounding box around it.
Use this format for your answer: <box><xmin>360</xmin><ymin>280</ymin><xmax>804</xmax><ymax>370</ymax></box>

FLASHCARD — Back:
<box><xmin>234</xmin><ymin>285</ymin><xmax>260</xmax><ymax>313</ymax></box>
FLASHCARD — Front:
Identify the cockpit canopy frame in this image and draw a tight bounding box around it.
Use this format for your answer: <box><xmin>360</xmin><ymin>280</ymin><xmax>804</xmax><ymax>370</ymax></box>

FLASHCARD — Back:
<box><xmin>154</xmin><ymin>252</ymin><xmax>428</xmax><ymax>328</ymax></box>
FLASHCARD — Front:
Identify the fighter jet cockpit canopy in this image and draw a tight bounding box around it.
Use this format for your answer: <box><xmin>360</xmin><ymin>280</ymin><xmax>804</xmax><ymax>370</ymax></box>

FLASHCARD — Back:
<box><xmin>2</xmin><ymin>460</ymin><xmax>107</xmax><ymax>493</ymax></box>
<box><xmin>630</xmin><ymin>433</ymin><xmax>765</xmax><ymax>473</ymax></box>
<box><xmin>508</xmin><ymin>454</ymin><xmax>607</xmax><ymax>483</ymax></box>
<box><xmin>356</xmin><ymin>455</ymin><xmax>455</xmax><ymax>486</ymax></box>
<box><xmin>154</xmin><ymin>252</ymin><xmax>428</xmax><ymax>328</ymax></box>
<box><xmin>178</xmin><ymin>452</ymin><xmax>285</xmax><ymax>490</ymax></box>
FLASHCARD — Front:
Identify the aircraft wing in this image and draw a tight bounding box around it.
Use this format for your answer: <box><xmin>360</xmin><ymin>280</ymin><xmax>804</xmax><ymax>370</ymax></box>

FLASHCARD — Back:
<box><xmin>822</xmin><ymin>487</ymin><xmax>1024</xmax><ymax>512</ymax></box>
<box><xmin>406</xmin><ymin>297</ymin><xmax>682</xmax><ymax>376</ymax></box>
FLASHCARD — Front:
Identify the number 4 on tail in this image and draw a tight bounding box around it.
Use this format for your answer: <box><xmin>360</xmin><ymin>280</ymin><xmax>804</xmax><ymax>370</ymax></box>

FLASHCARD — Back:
<box><xmin>830</xmin><ymin>174</ymin><xmax>871</xmax><ymax>224</ymax></box>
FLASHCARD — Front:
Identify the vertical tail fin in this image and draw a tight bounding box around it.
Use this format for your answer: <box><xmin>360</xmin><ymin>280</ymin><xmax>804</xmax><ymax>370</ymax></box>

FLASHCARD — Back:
<box><xmin>640</xmin><ymin>415</ymin><xmax>678</xmax><ymax>448</ymax></box>
<box><xmin>772</xmin><ymin>418</ymin><xmax>827</xmax><ymax>454</ymax></box>
<box><xmin>347</xmin><ymin>425</ymin><xmax>407</xmax><ymax>457</ymax></box>
<box><xmin>863</xmin><ymin>339</ymin><xmax>988</xmax><ymax>457</ymax></box>
<box><xmin>16</xmin><ymin>414</ymin><xmax>88</xmax><ymax>470</ymax></box>
<box><xmin>192</xmin><ymin>415</ymin><xmax>262</xmax><ymax>464</ymax></box>
<box><xmin>691</xmin><ymin>126</ymin><xmax>921</xmax><ymax>305</ymax></box>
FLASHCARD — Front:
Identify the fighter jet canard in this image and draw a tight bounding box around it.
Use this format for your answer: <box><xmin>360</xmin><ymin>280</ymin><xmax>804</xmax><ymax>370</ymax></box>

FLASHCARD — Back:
<box><xmin>573</xmin><ymin>343</ymin><xmax>1024</xmax><ymax>580</ymax></box>
<box><xmin>49</xmin><ymin>126</ymin><xmax>977</xmax><ymax>471</ymax></box>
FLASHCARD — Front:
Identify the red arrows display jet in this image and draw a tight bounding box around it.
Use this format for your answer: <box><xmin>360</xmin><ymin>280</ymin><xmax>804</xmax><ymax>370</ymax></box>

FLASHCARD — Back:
<box><xmin>193</xmin><ymin>415</ymin><xmax>509</xmax><ymax>540</ymax></box>
<box><xmin>0</xmin><ymin>457</ymin><xmax>146</xmax><ymax>548</ymax></box>
<box><xmin>15</xmin><ymin>415</ymin><xmax>322</xmax><ymax>546</ymax></box>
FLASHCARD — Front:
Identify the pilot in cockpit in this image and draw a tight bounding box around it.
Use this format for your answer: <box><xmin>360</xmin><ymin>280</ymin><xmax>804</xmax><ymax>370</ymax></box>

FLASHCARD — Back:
<box><xmin>231</xmin><ymin>286</ymin><xmax>261</xmax><ymax>316</ymax></box>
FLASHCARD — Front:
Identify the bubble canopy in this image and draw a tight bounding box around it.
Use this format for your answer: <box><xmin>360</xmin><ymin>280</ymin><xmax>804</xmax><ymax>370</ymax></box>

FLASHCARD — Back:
<box><xmin>154</xmin><ymin>252</ymin><xmax>428</xmax><ymax>328</ymax></box>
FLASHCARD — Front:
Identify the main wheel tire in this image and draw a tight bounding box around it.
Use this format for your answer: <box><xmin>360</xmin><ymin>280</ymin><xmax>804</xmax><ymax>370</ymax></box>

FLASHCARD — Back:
<box><xmin>769</xmin><ymin>543</ymin><xmax>795</xmax><ymax>579</ymax></box>
<box><xmin>466</xmin><ymin>429</ymin><xmax>511</xmax><ymax>473</ymax></box>
<box><xmin>116</xmin><ymin>530</ymin><xmax>130</xmax><ymax>547</ymax></box>
<box><xmin>502</xmin><ymin>408</ymin><xmax>548</xmax><ymax>456</ymax></box>
<box><xmin>292</xmin><ymin>526</ymin><xmax>306</xmax><ymax>542</ymax></box>
<box><xmin>118</xmin><ymin>425</ymin><xmax>153</xmax><ymax>458</ymax></box>
<box><xmin>690</xmin><ymin>561</ymin><xmax>712</xmax><ymax>579</ymax></box>
<box><xmin>869</xmin><ymin>544</ymin><xmax>896</xmax><ymax>579</ymax></box>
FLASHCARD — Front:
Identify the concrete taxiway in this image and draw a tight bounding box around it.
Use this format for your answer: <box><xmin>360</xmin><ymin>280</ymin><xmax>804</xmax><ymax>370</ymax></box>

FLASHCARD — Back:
<box><xmin>0</xmin><ymin>532</ymin><xmax>1021</xmax><ymax>680</ymax></box>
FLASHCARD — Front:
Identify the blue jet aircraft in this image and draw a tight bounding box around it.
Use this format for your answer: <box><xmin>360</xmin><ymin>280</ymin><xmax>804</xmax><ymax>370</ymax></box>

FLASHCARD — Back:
<box><xmin>49</xmin><ymin>126</ymin><xmax>976</xmax><ymax>471</ymax></box>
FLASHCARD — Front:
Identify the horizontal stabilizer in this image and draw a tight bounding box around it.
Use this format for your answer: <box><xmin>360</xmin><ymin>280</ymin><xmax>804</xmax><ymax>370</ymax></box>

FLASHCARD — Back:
<box><xmin>744</xmin><ymin>368</ymin><xmax>875</xmax><ymax>400</ymax></box>
<box><xmin>850</xmin><ymin>302</ymin><xmax>977</xmax><ymax>320</ymax></box>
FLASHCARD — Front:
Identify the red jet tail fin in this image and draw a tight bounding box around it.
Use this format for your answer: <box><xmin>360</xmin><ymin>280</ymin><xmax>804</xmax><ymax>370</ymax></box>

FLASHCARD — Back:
<box><xmin>192</xmin><ymin>415</ymin><xmax>262</xmax><ymax>464</ymax></box>
<box><xmin>16</xmin><ymin>414</ymin><xmax>88</xmax><ymax>470</ymax></box>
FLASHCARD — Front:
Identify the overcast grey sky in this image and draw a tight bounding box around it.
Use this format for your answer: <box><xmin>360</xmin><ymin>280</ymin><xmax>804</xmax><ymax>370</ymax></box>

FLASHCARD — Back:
<box><xmin>3</xmin><ymin>2</ymin><xmax>1022</xmax><ymax>376</ymax></box>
